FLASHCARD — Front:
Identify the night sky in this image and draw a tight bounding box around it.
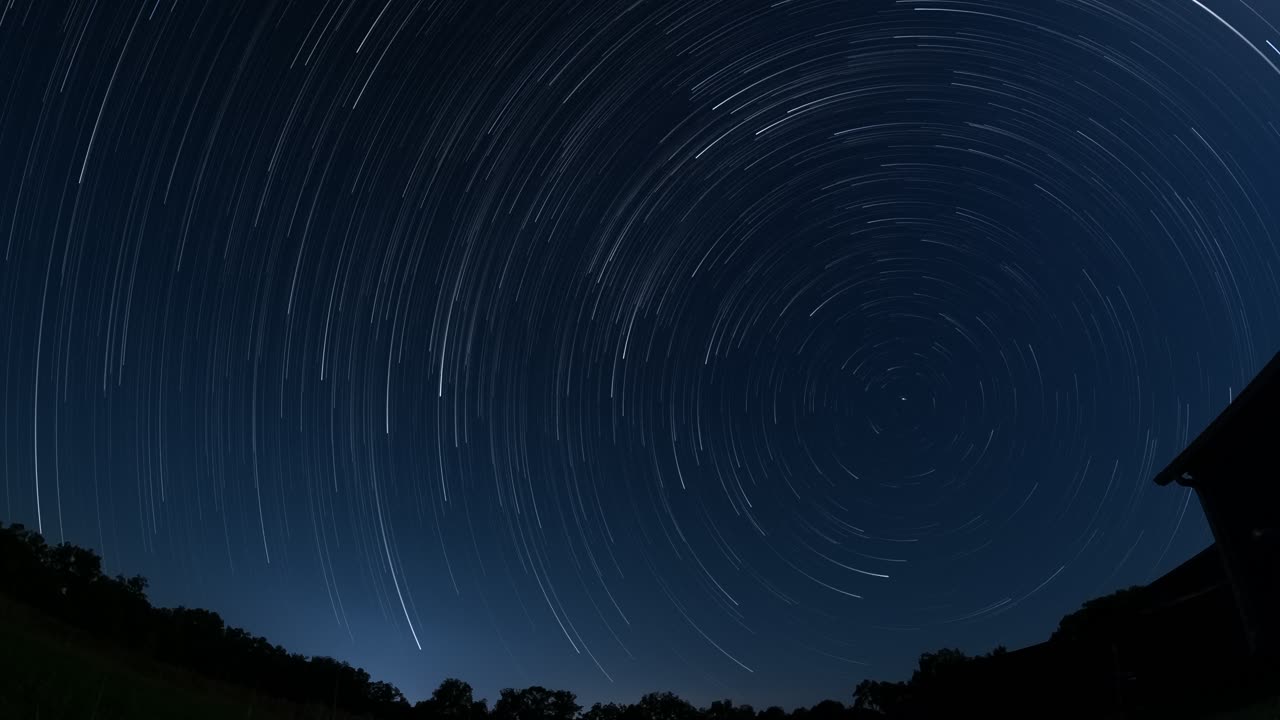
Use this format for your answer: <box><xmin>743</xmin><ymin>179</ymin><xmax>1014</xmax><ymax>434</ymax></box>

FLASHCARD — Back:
<box><xmin>2</xmin><ymin>0</ymin><xmax>1279</xmax><ymax>710</ymax></box>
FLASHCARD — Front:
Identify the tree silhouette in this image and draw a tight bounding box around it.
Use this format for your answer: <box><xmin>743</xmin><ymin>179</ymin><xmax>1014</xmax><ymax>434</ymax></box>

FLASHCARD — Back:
<box><xmin>416</xmin><ymin>678</ymin><xmax>489</xmax><ymax>720</ymax></box>
<box><xmin>0</xmin><ymin>520</ymin><xmax>413</xmax><ymax>718</ymax></box>
<box><xmin>1051</xmin><ymin>585</ymin><xmax>1145</xmax><ymax>644</ymax></box>
<box><xmin>582</xmin><ymin>701</ymin><xmax>628</xmax><ymax>720</ymax></box>
<box><xmin>629</xmin><ymin>691</ymin><xmax>699</xmax><ymax>720</ymax></box>
<box><xmin>755</xmin><ymin>705</ymin><xmax>788</xmax><ymax>720</ymax></box>
<box><xmin>493</xmin><ymin>686</ymin><xmax>581</xmax><ymax>720</ymax></box>
<box><xmin>705</xmin><ymin>699</ymin><xmax>756</xmax><ymax>720</ymax></box>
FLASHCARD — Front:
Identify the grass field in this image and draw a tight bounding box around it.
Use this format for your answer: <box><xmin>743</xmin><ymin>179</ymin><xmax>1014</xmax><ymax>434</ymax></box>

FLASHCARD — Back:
<box><xmin>0</xmin><ymin>595</ymin><xmax>356</xmax><ymax>720</ymax></box>
<box><xmin>1209</xmin><ymin>696</ymin><xmax>1280</xmax><ymax>720</ymax></box>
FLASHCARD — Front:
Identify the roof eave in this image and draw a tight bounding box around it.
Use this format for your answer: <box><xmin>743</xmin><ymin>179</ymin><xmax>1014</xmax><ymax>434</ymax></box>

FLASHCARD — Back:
<box><xmin>1152</xmin><ymin>352</ymin><xmax>1280</xmax><ymax>488</ymax></box>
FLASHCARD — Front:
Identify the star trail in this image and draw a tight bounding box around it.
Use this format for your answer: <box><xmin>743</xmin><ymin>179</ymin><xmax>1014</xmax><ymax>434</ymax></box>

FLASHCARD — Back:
<box><xmin>2</xmin><ymin>0</ymin><xmax>1279</xmax><ymax>709</ymax></box>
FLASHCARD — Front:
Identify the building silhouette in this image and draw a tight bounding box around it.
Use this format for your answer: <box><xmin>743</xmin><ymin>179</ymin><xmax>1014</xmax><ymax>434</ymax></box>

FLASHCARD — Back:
<box><xmin>962</xmin><ymin>353</ymin><xmax>1280</xmax><ymax>718</ymax></box>
<box><xmin>1154</xmin><ymin>352</ymin><xmax>1280</xmax><ymax>660</ymax></box>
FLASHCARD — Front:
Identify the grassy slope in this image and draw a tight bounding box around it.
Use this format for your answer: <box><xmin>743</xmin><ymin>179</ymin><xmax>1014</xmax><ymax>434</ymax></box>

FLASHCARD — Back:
<box><xmin>0</xmin><ymin>594</ymin><xmax>355</xmax><ymax>720</ymax></box>
<box><xmin>1209</xmin><ymin>697</ymin><xmax>1280</xmax><ymax>720</ymax></box>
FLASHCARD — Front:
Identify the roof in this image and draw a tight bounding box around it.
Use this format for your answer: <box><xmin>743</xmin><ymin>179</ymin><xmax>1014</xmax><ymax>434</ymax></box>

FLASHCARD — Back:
<box><xmin>1154</xmin><ymin>352</ymin><xmax>1280</xmax><ymax>487</ymax></box>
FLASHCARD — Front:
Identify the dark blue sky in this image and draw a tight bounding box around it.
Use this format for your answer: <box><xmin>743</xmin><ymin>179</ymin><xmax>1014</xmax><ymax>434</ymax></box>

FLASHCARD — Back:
<box><xmin>2</xmin><ymin>0</ymin><xmax>1278</xmax><ymax>710</ymax></box>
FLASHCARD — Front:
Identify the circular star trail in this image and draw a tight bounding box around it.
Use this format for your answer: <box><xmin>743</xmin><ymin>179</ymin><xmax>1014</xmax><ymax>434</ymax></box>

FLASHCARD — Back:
<box><xmin>2</xmin><ymin>0</ymin><xmax>1279</xmax><ymax>708</ymax></box>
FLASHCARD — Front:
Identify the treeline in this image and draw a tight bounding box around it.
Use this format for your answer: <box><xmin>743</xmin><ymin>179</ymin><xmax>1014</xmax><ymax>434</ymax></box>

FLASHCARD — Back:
<box><xmin>0</xmin><ymin>520</ymin><xmax>981</xmax><ymax>719</ymax></box>
<box><xmin>0</xmin><ymin>521</ymin><xmax>409</xmax><ymax>717</ymax></box>
<box><xmin>2</xmin><ymin>521</ymin><xmax>1263</xmax><ymax>719</ymax></box>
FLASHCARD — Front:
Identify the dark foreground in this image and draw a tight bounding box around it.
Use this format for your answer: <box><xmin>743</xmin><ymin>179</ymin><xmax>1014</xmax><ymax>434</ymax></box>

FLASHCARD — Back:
<box><xmin>3</xmin><ymin>517</ymin><xmax>1278</xmax><ymax>719</ymax></box>
<box><xmin>0</xmin><ymin>593</ymin><xmax>368</xmax><ymax>719</ymax></box>
<box><xmin>2</xmin><ymin>589</ymin><xmax>1277</xmax><ymax>720</ymax></box>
